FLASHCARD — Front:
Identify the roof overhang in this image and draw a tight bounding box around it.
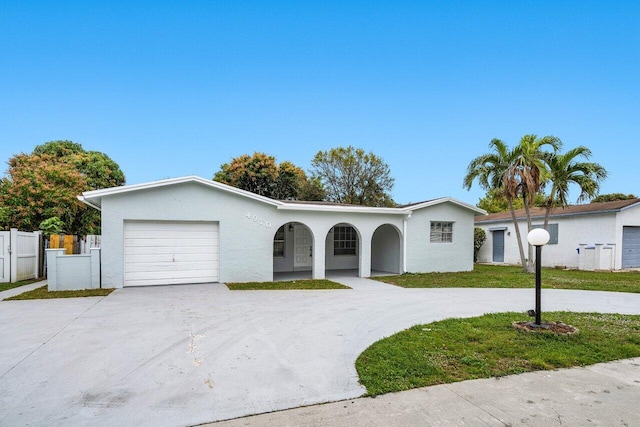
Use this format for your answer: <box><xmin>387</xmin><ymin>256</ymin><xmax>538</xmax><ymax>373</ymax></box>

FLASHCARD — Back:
<box><xmin>277</xmin><ymin>203</ymin><xmax>411</xmax><ymax>215</ymax></box>
<box><xmin>407</xmin><ymin>197</ymin><xmax>487</xmax><ymax>216</ymax></box>
<box><xmin>79</xmin><ymin>175</ymin><xmax>483</xmax><ymax>218</ymax></box>
<box><xmin>79</xmin><ymin>175</ymin><xmax>282</xmax><ymax>210</ymax></box>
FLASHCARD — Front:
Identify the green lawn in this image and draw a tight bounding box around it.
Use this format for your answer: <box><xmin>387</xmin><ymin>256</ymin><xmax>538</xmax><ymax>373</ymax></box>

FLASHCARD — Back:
<box><xmin>4</xmin><ymin>286</ymin><xmax>115</xmax><ymax>300</ymax></box>
<box><xmin>227</xmin><ymin>279</ymin><xmax>349</xmax><ymax>290</ymax></box>
<box><xmin>356</xmin><ymin>311</ymin><xmax>640</xmax><ymax>396</ymax></box>
<box><xmin>375</xmin><ymin>264</ymin><xmax>640</xmax><ymax>293</ymax></box>
<box><xmin>0</xmin><ymin>278</ymin><xmax>45</xmax><ymax>293</ymax></box>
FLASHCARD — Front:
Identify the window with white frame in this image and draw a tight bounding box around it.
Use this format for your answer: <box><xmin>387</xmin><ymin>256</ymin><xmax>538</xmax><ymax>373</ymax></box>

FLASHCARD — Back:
<box><xmin>273</xmin><ymin>225</ymin><xmax>285</xmax><ymax>257</ymax></box>
<box><xmin>531</xmin><ymin>223</ymin><xmax>559</xmax><ymax>245</ymax></box>
<box><xmin>333</xmin><ymin>225</ymin><xmax>357</xmax><ymax>255</ymax></box>
<box><xmin>430</xmin><ymin>221</ymin><xmax>453</xmax><ymax>243</ymax></box>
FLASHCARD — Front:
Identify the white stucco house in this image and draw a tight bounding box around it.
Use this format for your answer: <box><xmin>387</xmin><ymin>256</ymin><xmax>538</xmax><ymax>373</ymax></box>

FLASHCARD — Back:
<box><xmin>79</xmin><ymin>176</ymin><xmax>485</xmax><ymax>288</ymax></box>
<box><xmin>475</xmin><ymin>199</ymin><xmax>640</xmax><ymax>270</ymax></box>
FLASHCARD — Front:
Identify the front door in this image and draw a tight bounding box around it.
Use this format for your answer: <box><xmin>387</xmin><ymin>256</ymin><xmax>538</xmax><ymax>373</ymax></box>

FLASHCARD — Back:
<box><xmin>293</xmin><ymin>225</ymin><xmax>312</xmax><ymax>269</ymax></box>
<box><xmin>492</xmin><ymin>230</ymin><xmax>505</xmax><ymax>263</ymax></box>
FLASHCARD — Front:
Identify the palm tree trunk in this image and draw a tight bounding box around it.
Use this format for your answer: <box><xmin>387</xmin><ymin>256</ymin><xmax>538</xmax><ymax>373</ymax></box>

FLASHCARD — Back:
<box><xmin>522</xmin><ymin>197</ymin><xmax>535</xmax><ymax>273</ymax></box>
<box><xmin>508</xmin><ymin>198</ymin><xmax>528</xmax><ymax>272</ymax></box>
<box><xmin>543</xmin><ymin>204</ymin><xmax>552</xmax><ymax>229</ymax></box>
<box><xmin>543</xmin><ymin>194</ymin><xmax>554</xmax><ymax>229</ymax></box>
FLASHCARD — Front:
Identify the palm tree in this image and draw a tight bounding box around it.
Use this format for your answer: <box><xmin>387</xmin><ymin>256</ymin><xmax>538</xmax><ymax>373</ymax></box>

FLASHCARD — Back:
<box><xmin>542</xmin><ymin>146</ymin><xmax>607</xmax><ymax>228</ymax></box>
<box><xmin>463</xmin><ymin>139</ymin><xmax>528</xmax><ymax>269</ymax></box>
<box><xmin>511</xmin><ymin>135</ymin><xmax>562</xmax><ymax>271</ymax></box>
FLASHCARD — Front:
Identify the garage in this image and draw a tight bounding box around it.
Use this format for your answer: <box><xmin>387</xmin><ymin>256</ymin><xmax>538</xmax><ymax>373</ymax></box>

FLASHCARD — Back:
<box><xmin>124</xmin><ymin>221</ymin><xmax>219</xmax><ymax>286</ymax></box>
<box><xmin>622</xmin><ymin>226</ymin><xmax>640</xmax><ymax>269</ymax></box>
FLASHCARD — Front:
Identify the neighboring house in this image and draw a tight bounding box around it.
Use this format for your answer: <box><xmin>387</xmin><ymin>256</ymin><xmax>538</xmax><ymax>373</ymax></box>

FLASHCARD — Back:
<box><xmin>475</xmin><ymin>199</ymin><xmax>640</xmax><ymax>270</ymax></box>
<box><xmin>79</xmin><ymin>176</ymin><xmax>485</xmax><ymax>288</ymax></box>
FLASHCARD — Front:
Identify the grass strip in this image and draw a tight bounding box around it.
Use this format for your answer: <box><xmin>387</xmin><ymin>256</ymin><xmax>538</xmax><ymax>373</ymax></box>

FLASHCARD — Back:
<box><xmin>375</xmin><ymin>264</ymin><xmax>640</xmax><ymax>293</ymax></box>
<box><xmin>356</xmin><ymin>311</ymin><xmax>640</xmax><ymax>396</ymax></box>
<box><xmin>5</xmin><ymin>286</ymin><xmax>115</xmax><ymax>300</ymax></box>
<box><xmin>227</xmin><ymin>279</ymin><xmax>349</xmax><ymax>290</ymax></box>
<box><xmin>0</xmin><ymin>278</ymin><xmax>45</xmax><ymax>293</ymax></box>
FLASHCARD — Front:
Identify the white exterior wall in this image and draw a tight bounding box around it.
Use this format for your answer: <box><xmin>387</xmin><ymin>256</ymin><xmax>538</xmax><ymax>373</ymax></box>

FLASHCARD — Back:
<box><xmin>47</xmin><ymin>248</ymin><xmax>101</xmax><ymax>291</ymax></box>
<box><xmin>477</xmin><ymin>213</ymin><xmax>621</xmax><ymax>269</ymax></box>
<box><xmin>101</xmin><ymin>182</ymin><xmax>279</xmax><ymax>287</ymax></box>
<box><xmin>100</xmin><ymin>181</ymin><xmax>410</xmax><ymax>287</ymax></box>
<box><xmin>405</xmin><ymin>203</ymin><xmax>476</xmax><ymax>273</ymax></box>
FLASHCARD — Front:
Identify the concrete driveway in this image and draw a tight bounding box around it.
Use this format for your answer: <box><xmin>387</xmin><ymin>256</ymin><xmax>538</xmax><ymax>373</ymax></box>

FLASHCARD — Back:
<box><xmin>1</xmin><ymin>278</ymin><xmax>640</xmax><ymax>426</ymax></box>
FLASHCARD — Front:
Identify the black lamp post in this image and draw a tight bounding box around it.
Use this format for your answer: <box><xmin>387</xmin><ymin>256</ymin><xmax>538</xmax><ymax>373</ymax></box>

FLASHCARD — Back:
<box><xmin>527</xmin><ymin>228</ymin><xmax>550</xmax><ymax>326</ymax></box>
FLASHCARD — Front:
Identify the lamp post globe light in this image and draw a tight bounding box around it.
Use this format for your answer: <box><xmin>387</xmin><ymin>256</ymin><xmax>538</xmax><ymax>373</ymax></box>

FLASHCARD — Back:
<box><xmin>527</xmin><ymin>228</ymin><xmax>550</xmax><ymax>326</ymax></box>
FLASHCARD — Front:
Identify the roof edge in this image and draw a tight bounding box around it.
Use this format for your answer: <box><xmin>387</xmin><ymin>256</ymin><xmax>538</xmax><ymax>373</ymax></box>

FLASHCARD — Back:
<box><xmin>277</xmin><ymin>203</ymin><xmax>411</xmax><ymax>215</ymax></box>
<box><xmin>81</xmin><ymin>176</ymin><xmax>283</xmax><ymax>207</ymax></box>
<box><xmin>407</xmin><ymin>197</ymin><xmax>487</xmax><ymax>216</ymax></box>
<box><xmin>78</xmin><ymin>195</ymin><xmax>101</xmax><ymax>211</ymax></box>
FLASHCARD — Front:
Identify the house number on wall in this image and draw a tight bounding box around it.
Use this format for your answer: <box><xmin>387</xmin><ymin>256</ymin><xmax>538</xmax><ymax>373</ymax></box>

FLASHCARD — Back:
<box><xmin>245</xmin><ymin>212</ymin><xmax>272</xmax><ymax>229</ymax></box>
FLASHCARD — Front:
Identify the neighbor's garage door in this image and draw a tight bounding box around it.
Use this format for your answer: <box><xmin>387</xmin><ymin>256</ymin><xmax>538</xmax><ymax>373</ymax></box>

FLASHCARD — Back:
<box><xmin>622</xmin><ymin>226</ymin><xmax>640</xmax><ymax>269</ymax></box>
<box><xmin>124</xmin><ymin>221</ymin><xmax>219</xmax><ymax>287</ymax></box>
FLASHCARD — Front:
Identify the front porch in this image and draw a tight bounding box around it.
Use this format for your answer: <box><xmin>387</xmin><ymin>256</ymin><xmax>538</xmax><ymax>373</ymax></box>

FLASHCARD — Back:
<box><xmin>273</xmin><ymin>269</ymin><xmax>396</xmax><ymax>282</ymax></box>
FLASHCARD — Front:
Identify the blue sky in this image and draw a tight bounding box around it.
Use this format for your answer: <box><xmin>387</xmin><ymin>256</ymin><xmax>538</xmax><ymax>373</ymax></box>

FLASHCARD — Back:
<box><xmin>1</xmin><ymin>1</ymin><xmax>638</xmax><ymax>205</ymax></box>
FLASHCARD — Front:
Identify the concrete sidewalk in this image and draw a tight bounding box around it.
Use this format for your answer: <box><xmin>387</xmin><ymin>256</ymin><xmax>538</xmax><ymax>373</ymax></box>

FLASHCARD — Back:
<box><xmin>0</xmin><ymin>279</ymin><xmax>47</xmax><ymax>300</ymax></box>
<box><xmin>210</xmin><ymin>357</ymin><xmax>640</xmax><ymax>426</ymax></box>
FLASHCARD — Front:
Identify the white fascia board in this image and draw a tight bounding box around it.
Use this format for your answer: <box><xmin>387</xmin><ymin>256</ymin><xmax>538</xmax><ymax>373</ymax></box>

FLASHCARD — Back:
<box><xmin>477</xmin><ymin>209</ymin><xmax>623</xmax><ymax>225</ymax></box>
<box><xmin>77</xmin><ymin>195</ymin><xmax>102</xmax><ymax>211</ymax></box>
<box><xmin>409</xmin><ymin>197</ymin><xmax>487</xmax><ymax>216</ymax></box>
<box><xmin>620</xmin><ymin>201</ymin><xmax>640</xmax><ymax>211</ymax></box>
<box><xmin>80</xmin><ymin>175</ymin><xmax>283</xmax><ymax>208</ymax></box>
<box><xmin>277</xmin><ymin>203</ymin><xmax>412</xmax><ymax>215</ymax></box>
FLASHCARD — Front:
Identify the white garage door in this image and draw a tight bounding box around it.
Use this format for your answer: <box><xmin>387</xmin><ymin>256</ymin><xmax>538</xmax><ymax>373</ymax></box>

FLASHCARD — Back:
<box><xmin>622</xmin><ymin>226</ymin><xmax>640</xmax><ymax>269</ymax></box>
<box><xmin>124</xmin><ymin>221</ymin><xmax>219</xmax><ymax>287</ymax></box>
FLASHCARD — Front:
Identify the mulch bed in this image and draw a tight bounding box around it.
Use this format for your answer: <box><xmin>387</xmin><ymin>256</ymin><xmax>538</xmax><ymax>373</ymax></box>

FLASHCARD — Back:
<box><xmin>513</xmin><ymin>320</ymin><xmax>579</xmax><ymax>335</ymax></box>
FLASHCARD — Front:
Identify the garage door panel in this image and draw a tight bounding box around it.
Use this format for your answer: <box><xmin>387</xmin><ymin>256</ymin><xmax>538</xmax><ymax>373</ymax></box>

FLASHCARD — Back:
<box><xmin>125</xmin><ymin>253</ymin><xmax>219</xmax><ymax>263</ymax></box>
<box><xmin>124</xmin><ymin>221</ymin><xmax>219</xmax><ymax>287</ymax></box>
<box><xmin>125</xmin><ymin>260</ymin><xmax>219</xmax><ymax>273</ymax></box>
<box><xmin>126</xmin><ymin>276</ymin><xmax>218</xmax><ymax>287</ymax></box>
<box><xmin>125</xmin><ymin>238</ymin><xmax>217</xmax><ymax>247</ymax></box>
<box><xmin>126</xmin><ymin>269</ymin><xmax>220</xmax><ymax>281</ymax></box>
<box><xmin>622</xmin><ymin>226</ymin><xmax>640</xmax><ymax>268</ymax></box>
<box><xmin>125</xmin><ymin>246</ymin><xmax>219</xmax><ymax>256</ymax></box>
<box><xmin>125</xmin><ymin>230</ymin><xmax>219</xmax><ymax>239</ymax></box>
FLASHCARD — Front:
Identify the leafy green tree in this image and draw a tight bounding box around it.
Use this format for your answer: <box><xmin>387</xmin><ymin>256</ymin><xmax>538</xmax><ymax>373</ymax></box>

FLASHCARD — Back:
<box><xmin>542</xmin><ymin>146</ymin><xmax>607</xmax><ymax>228</ymax></box>
<box><xmin>473</xmin><ymin>227</ymin><xmax>486</xmax><ymax>262</ymax></box>
<box><xmin>298</xmin><ymin>177</ymin><xmax>326</xmax><ymax>201</ymax></box>
<box><xmin>0</xmin><ymin>154</ymin><xmax>87</xmax><ymax>232</ymax></box>
<box><xmin>213</xmin><ymin>152</ymin><xmax>322</xmax><ymax>200</ymax></box>
<box><xmin>477</xmin><ymin>188</ymin><xmax>545</xmax><ymax>213</ymax></box>
<box><xmin>34</xmin><ymin>140</ymin><xmax>125</xmax><ymax>190</ymax></box>
<box><xmin>214</xmin><ymin>152</ymin><xmax>279</xmax><ymax>197</ymax></box>
<box><xmin>310</xmin><ymin>146</ymin><xmax>395</xmax><ymax>207</ymax></box>
<box><xmin>39</xmin><ymin>216</ymin><xmax>65</xmax><ymax>236</ymax></box>
<box><xmin>591</xmin><ymin>193</ymin><xmax>636</xmax><ymax>203</ymax></box>
<box><xmin>0</xmin><ymin>141</ymin><xmax>125</xmax><ymax>234</ymax></box>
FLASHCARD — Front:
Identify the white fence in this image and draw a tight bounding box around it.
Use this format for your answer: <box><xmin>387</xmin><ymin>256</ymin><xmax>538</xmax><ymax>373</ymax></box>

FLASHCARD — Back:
<box><xmin>46</xmin><ymin>248</ymin><xmax>101</xmax><ymax>291</ymax></box>
<box><xmin>0</xmin><ymin>229</ymin><xmax>42</xmax><ymax>283</ymax></box>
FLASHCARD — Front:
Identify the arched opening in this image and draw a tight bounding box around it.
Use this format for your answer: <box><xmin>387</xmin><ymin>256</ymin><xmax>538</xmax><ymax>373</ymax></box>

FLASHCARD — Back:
<box><xmin>325</xmin><ymin>222</ymin><xmax>361</xmax><ymax>278</ymax></box>
<box><xmin>273</xmin><ymin>222</ymin><xmax>314</xmax><ymax>281</ymax></box>
<box><xmin>371</xmin><ymin>224</ymin><xmax>402</xmax><ymax>275</ymax></box>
